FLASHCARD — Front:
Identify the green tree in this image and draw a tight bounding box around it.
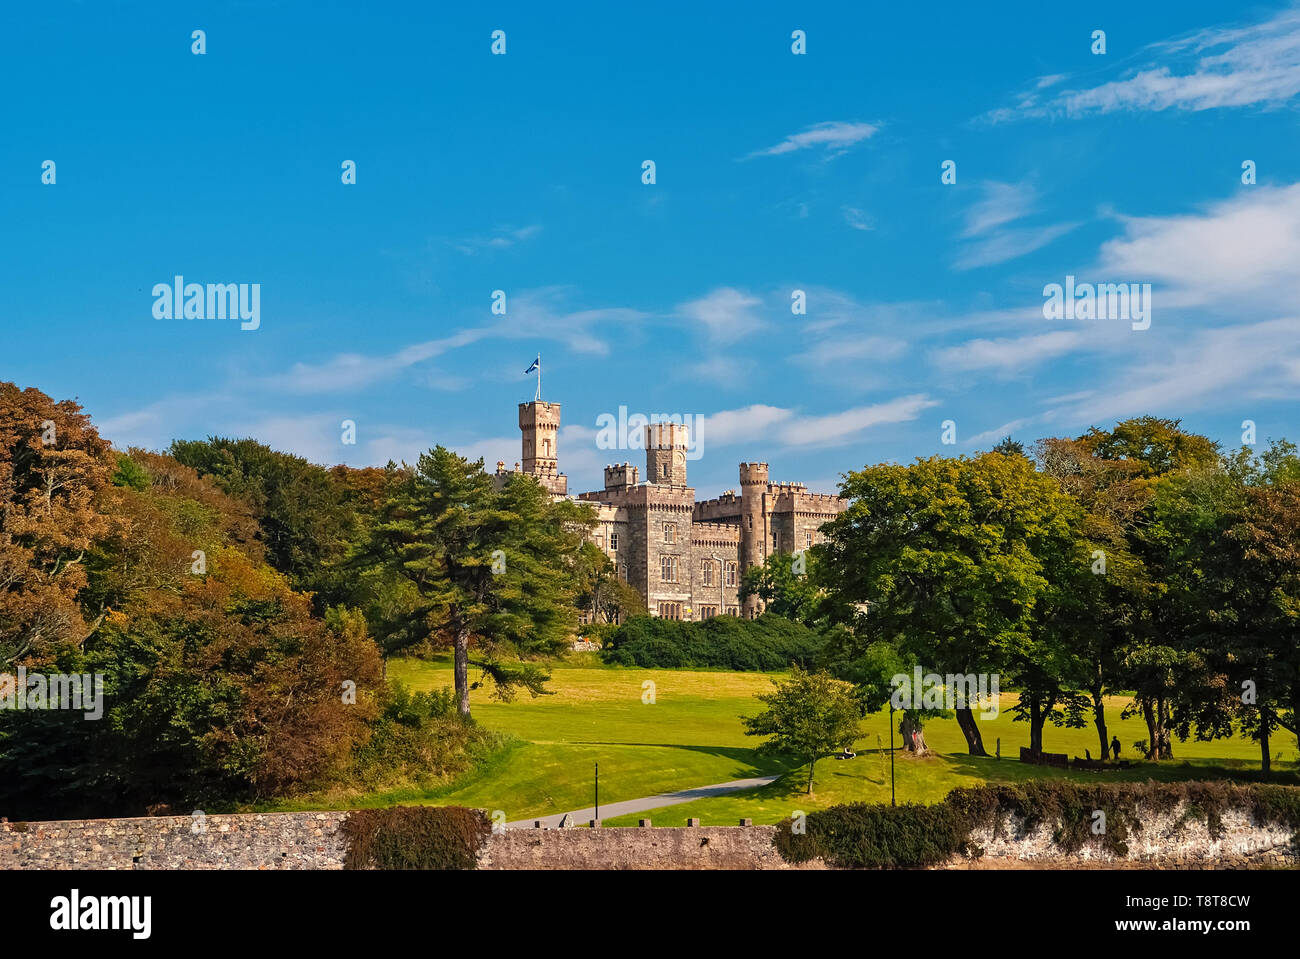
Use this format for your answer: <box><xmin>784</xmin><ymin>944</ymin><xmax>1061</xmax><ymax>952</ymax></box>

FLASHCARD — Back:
<box><xmin>742</xmin><ymin>666</ymin><xmax>862</xmax><ymax>793</ymax></box>
<box><xmin>573</xmin><ymin>542</ymin><xmax>645</xmax><ymax>624</ymax></box>
<box><xmin>739</xmin><ymin>550</ymin><xmax>826</xmax><ymax>626</ymax></box>
<box><xmin>362</xmin><ymin>447</ymin><xmax>594</xmax><ymax>717</ymax></box>
<box><xmin>169</xmin><ymin>436</ymin><xmax>357</xmax><ymax>604</ymax></box>
<box><xmin>820</xmin><ymin>453</ymin><xmax>1086</xmax><ymax>755</ymax></box>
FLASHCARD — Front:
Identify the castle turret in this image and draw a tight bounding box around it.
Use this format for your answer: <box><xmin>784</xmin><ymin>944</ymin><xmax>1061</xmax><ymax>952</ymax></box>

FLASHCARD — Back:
<box><xmin>519</xmin><ymin>400</ymin><xmax>566</xmax><ymax>495</ymax></box>
<box><xmin>604</xmin><ymin>462</ymin><xmax>639</xmax><ymax>489</ymax></box>
<box><xmin>739</xmin><ymin>462</ymin><xmax>770</xmax><ymax>616</ymax></box>
<box><xmin>646</xmin><ymin>422</ymin><xmax>690</xmax><ymax>486</ymax></box>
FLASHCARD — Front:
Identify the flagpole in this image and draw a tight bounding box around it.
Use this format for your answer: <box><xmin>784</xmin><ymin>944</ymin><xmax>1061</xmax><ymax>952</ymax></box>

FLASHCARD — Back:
<box><xmin>536</xmin><ymin>352</ymin><xmax>542</xmax><ymax>401</ymax></box>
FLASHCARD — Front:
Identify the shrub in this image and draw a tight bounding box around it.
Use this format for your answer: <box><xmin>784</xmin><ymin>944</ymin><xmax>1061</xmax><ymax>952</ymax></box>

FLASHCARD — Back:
<box><xmin>343</xmin><ymin>683</ymin><xmax>504</xmax><ymax>791</ymax></box>
<box><xmin>775</xmin><ymin>802</ymin><xmax>972</xmax><ymax>868</ymax></box>
<box><xmin>341</xmin><ymin>805</ymin><xmax>491</xmax><ymax>870</ymax></box>
<box><xmin>600</xmin><ymin>613</ymin><xmax>825</xmax><ymax>670</ymax></box>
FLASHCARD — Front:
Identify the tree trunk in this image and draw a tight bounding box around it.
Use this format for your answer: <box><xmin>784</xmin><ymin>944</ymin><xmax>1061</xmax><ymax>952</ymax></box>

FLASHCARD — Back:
<box><xmin>454</xmin><ymin>626</ymin><xmax>471</xmax><ymax>717</ymax></box>
<box><xmin>806</xmin><ymin>756</ymin><xmax>817</xmax><ymax>794</ymax></box>
<box><xmin>1261</xmin><ymin>707</ymin><xmax>1272</xmax><ymax>776</ymax></box>
<box><xmin>381</xmin><ymin>655</ymin><xmax>388</xmax><ymax>684</ymax></box>
<box><xmin>1091</xmin><ymin>674</ymin><xmax>1109</xmax><ymax>760</ymax></box>
<box><xmin>1028</xmin><ymin>699</ymin><xmax>1044</xmax><ymax>755</ymax></box>
<box><xmin>899</xmin><ymin>711</ymin><xmax>929</xmax><ymax>755</ymax></box>
<box><xmin>954</xmin><ymin>705</ymin><xmax>987</xmax><ymax>756</ymax></box>
<box><xmin>1142</xmin><ymin>700</ymin><xmax>1157</xmax><ymax>759</ymax></box>
<box><xmin>1157</xmin><ymin>697</ymin><xmax>1173</xmax><ymax>759</ymax></box>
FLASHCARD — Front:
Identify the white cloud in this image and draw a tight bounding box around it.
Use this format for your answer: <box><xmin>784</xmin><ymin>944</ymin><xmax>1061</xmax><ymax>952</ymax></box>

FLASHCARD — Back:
<box><xmin>933</xmin><ymin>330</ymin><xmax>1087</xmax><ymax>373</ymax></box>
<box><xmin>1096</xmin><ymin>183</ymin><xmax>1300</xmax><ymax>311</ymax></box>
<box><xmin>962</xmin><ymin>182</ymin><xmax>1038</xmax><ymax>237</ymax></box>
<box><xmin>452</xmin><ymin>224</ymin><xmax>542</xmax><ymax>255</ymax></box>
<box><xmin>776</xmin><ymin>394</ymin><xmax>939</xmax><ymax>447</ymax></box>
<box><xmin>677</xmin><ymin>287</ymin><xmax>766</xmax><ymax>342</ymax></box>
<box><xmin>1059</xmin><ymin>317</ymin><xmax>1300</xmax><ymax>426</ymax></box>
<box><xmin>955</xmin><ymin>222</ymin><xmax>1079</xmax><ymax>269</ymax></box>
<box><xmin>842</xmin><ymin>206</ymin><xmax>873</xmax><ymax>231</ymax></box>
<box><xmin>988</xmin><ymin>7</ymin><xmax>1300</xmax><ymax>120</ymax></box>
<box><xmin>273</xmin><ymin>289</ymin><xmax>645</xmax><ymax>393</ymax></box>
<box><xmin>955</xmin><ymin>181</ymin><xmax>1079</xmax><ymax>269</ymax></box>
<box><xmin>745</xmin><ymin>121</ymin><xmax>878</xmax><ymax>159</ymax></box>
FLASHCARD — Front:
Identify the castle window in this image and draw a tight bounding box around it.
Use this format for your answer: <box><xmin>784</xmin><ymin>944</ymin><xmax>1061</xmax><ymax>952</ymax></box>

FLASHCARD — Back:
<box><xmin>663</xmin><ymin>522</ymin><xmax>676</xmax><ymax>544</ymax></box>
<box><xmin>747</xmin><ymin>515</ymin><xmax>753</xmax><ymax>530</ymax></box>
<box><xmin>543</xmin><ymin>439</ymin><xmax>551</xmax><ymax>456</ymax></box>
<box><xmin>726</xmin><ymin>606</ymin><xmax>739</xmax><ymax>616</ymax></box>
<box><xmin>702</xmin><ymin>561</ymin><xmax>715</xmax><ymax>587</ymax></box>
<box><xmin>658</xmin><ymin>602</ymin><xmax>683</xmax><ymax>620</ymax></box>
<box><xmin>724</xmin><ymin>561</ymin><xmax>737</xmax><ymax>586</ymax></box>
<box><xmin>806</xmin><ymin>532</ymin><xmax>813</xmax><ymax>548</ymax></box>
<box><xmin>662</xmin><ymin>463</ymin><xmax>669</xmax><ymax>478</ymax></box>
<box><xmin>698</xmin><ymin>605</ymin><xmax>718</xmax><ymax>620</ymax></box>
<box><xmin>660</xmin><ymin>556</ymin><xmax>678</xmax><ymax>582</ymax></box>
<box><xmin>610</xmin><ymin>532</ymin><xmax>618</xmax><ymax>551</ymax></box>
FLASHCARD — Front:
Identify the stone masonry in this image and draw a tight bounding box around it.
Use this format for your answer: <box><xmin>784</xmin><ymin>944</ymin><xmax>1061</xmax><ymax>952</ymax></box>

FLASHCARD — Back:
<box><xmin>496</xmin><ymin>398</ymin><xmax>847</xmax><ymax>619</ymax></box>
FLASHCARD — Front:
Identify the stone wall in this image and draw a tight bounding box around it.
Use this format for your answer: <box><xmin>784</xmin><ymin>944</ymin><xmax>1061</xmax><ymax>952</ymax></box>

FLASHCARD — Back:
<box><xmin>2</xmin><ymin>804</ymin><xmax>1295</xmax><ymax>870</ymax></box>
<box><xmin>0</xmin><ymin>812</ymin><xmax>349</xmax><ymax>870</ymax></box>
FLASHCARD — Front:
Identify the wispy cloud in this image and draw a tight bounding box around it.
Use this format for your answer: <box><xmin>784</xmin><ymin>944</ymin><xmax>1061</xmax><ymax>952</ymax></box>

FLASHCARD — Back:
<box><xmin>933</xmin><ymin>330</ymin><xmax>1087</xmax><ymax>374</ymax></box>
<box><xmin>986</xmin><ymin>6</ymin><xmax>1300</xmax><ymax>121</ymax></box>
<box><xmin>775</xmin><ymin>394</ymin><xmax>939</xmax><ymax>448</ymax></box>
<box><xmin>274</xmin><ymin>289</ymin><xmax>645</xmax><ymax>393</ymax></box>
<box><xmin>842</xmin><ymin>206</ymin><xmax>873</xmax><ymax>231</ymax></box>
<box><xmin>745</xmin><ymin>120</ymin><xmax>878</xmax><ymax>159</ymax></box>
<box><xmin>677</xmin><ymin>287</ymin><xmax>766</xmax><ymax>342</ymax></box>
<box><xmin>451</xmin><ymin>224</ymin><xmax>542</xmax><ymax>255</ymax></box>
<box><xmin>955</xmin><ymin>181</ymin><xmax>1079</xmax><ymax>269</ymax></box>
<box><xmin>1058</xmin><ymin>317</ymin><xmax>1300</xmax><ymax>426</ymax></box>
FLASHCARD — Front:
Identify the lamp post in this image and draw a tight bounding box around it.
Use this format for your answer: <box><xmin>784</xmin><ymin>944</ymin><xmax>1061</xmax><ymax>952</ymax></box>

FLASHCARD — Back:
<box><xmin>595</xmin><ymin>761</ymin><xmax>599</xmax><ymax>820</ymax></box>
<box><xmin>889</xmin><ymin>701</ymin><xmax>896</xmax><ymax>807</ymax></box>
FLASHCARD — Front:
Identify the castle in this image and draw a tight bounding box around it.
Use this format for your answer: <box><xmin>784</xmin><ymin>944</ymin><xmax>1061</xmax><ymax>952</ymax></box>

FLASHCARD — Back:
<box><xmin>496</xmin><ymin>399</ymin><xmax>847</xmax><ymax>619</ymax></box>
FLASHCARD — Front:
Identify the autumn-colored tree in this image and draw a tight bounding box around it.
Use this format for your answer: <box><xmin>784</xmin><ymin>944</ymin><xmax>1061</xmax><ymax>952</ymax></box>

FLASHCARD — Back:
<box><xmin>0</xmin><ymin>383</ymin><xmax>114</xmax><ymax>666</ymax></box>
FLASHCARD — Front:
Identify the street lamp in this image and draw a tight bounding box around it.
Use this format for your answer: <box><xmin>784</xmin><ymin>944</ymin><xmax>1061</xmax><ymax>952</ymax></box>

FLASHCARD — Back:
<box><xmin>889</xmin><ymin>701</ymin><xmax>896</xmax><ymax>807</ymax></box>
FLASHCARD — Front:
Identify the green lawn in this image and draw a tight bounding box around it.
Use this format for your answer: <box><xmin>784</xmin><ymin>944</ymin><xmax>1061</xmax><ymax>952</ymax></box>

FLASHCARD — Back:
<box><xmin>307</xmin><ymin>655</ymin><xmax>1292</xmax><ymax>825</ymax></box>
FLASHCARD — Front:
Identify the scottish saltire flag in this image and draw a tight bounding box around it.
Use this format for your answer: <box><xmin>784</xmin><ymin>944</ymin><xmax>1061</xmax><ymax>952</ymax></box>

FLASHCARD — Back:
<box><xmin>524</xmin><ymin>355</ymin><xmax>540</xmax><ymax>374</ymax></box>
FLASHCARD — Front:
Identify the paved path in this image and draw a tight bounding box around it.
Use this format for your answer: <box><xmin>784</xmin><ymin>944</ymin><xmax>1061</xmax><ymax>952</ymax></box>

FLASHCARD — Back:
<box><xmin>506</xmin><ymin>775</ymin><xmax>781</xmax><ymax>829</ymax></box>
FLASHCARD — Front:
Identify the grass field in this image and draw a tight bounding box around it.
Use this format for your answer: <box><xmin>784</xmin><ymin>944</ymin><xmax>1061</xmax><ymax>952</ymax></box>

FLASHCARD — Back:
<box><xmin>294</xmin><ymin>654</ymin><xmax>1294</xmax><ymax>825</ymax></box>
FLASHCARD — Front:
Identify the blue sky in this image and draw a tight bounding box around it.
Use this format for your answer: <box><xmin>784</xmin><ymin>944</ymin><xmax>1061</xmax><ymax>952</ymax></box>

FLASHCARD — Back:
<box><xmin>5</xmin><ymin>1</ymin><xmax>1300</xmax><ymax>495</ymax></box>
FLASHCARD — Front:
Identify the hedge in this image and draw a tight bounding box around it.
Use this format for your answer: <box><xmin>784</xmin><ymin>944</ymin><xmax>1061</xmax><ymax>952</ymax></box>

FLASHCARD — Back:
<box><xmin>341</xmin><ymin>805</ymin><xmax>491</xmax><ymax>870</ymax></box>
<box><xmin>599</xmin><ymin>613</ymin><xmax>826</xmax><ymax>670</ymax></box>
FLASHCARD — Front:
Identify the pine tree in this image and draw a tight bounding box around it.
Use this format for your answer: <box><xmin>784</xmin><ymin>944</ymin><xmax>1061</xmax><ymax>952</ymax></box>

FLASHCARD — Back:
<box><xmin>364</xmin><ymin>446</ymin><xmax>594</xmax><ymax>717</ymax></box>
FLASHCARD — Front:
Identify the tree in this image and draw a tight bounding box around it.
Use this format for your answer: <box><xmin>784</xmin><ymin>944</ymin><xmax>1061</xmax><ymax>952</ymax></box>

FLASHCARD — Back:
<box><xmin>1146</xmin><ymin>443</ymin><xmax>1300</xmax><ymax>771</ymax></box>
<box><xmin>739</xmin><ymin>550</ymin><xmax>826</xmax><ymax>627</ymax></box>
<box><xmin>0</xmin><ymin>383</ymin><xmax>114</xmax><ymax>666</ymax></box>
<box><xmin>361</xmin><ymin>447</ymin><xmax>593</xmax><ymax>717</ymax></box>
<box><xmin>820</xmin><ymin>453</ymin><xmax>1086</xmax><ymax>756</ymax></box>
<box><xmin>0</xmin><ymin>445</ymin><xmax>382</xmax><ymax>817</ymax></box>
<box><xmin>169</xmin><ymin>436</ymin><xmax>358</xmax><ymax>606</ymax></box>
<box><xmin>574</xmin><ymin>542</ymin><xmax>645</xmax><ymax>624</ymax></box>
<box><xmin>742</xmin><ymin>666</ymin><xmax>862</xmax><ymax>793</ymax></box>
<box><xmin>992</xmin><ymin>436</ymin><xmax>1026</xmax><ymax>457</ymax></box>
